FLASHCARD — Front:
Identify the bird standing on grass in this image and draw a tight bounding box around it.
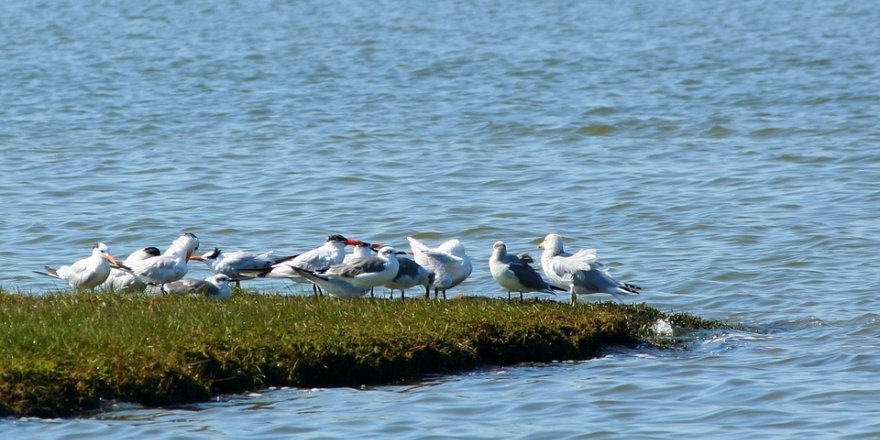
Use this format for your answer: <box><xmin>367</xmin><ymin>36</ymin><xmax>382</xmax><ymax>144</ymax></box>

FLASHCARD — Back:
<box><xmin>248</xmin><ymin>234</ymin><xmax>361</xmax><ymax>296</ymax></box>
<box><xmin>538</xmin><ymin>233</ymin><xmax>641</xmax><ymax>305</ymax></box>
<box><xmin>125</xmin><ymin>232</ymin><xmax>202</xmax><ymax>285</ymax></box>
<box><xmin>293</xmin><ymin>246</ymin><xmax>401</xmax><ymax>298</ymax></box>
<box><xmin>407</xmin><ymin>236</ymin><xmax>472</xmax><ymax>299</ymax></box>
<box><xmin>198</xmin><ymin>247</ymin><xmax>295</xmax><ymax>288</ymax></box>
<box><xmin>385</xmin><ymin>254</ymin><xmax>433</xmax><ymax>300</ymax></box>
<box><xmin>35</xmin><ymin>242</ymin><xmax>124</xmax><ymax>290</ymax></box>
<box><xmin>101</xmin><ymin>246</ymin><xmax>161</xmax><ymax>292</ymax></box>
<box><xmin>489</xmin><ymin>241</ymin><xmax>561</xmax><ymax>302</ymax></box>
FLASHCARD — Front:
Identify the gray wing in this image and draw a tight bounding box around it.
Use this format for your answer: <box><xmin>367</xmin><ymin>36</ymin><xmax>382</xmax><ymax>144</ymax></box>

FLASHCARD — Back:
<box><xmin>394</xmin><ymin>257</ymin><xmax>421</xmax><ymax>281</ymax></box>
<box><xmin>572</xmin><ymin>262</ymin><xmax>631</xmax><ymax>294</ymax></box>
<box><xmin>161</xmin><ymin>279</ymin><xmax>211</xmax><ymax>295</ymax></box>
<box><xmin>324</xmin><ymin>256</ymin><xmax>387</xmax><ymax>278</ymax></box>
<box><xmin>218</xmin><ymin>254</ymin><xmax>274</xmax><ymax>278</ymax></box>
<box><xmin>509</xmin><ymin>263</ymin><xmax>552</xmax><ymax>291</ymax></box>
<box><xmin>227</xmin><ymin>253</ymin><xmax>274</xmax><ymax>271</ymax></box>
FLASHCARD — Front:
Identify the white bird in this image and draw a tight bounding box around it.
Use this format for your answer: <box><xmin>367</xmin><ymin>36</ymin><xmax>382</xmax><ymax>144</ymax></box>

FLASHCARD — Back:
<box><xmin>318</xmin><ymin>246</ymin><xmax>400</xmax><ymax>290</ymax></box>
<box><xmin>341</xmin><ymin>241</ymin><xmax>383</xmax><ymax>296</ymax></box>
<box><xmin>385</xmin><ymin>254</ymin><xmax>433</xmax><ymax>300</ymax></box>
<box><xmin>292</xmin><ymin>246</ymin><xmax>400</xmax><ymax>298</ymax></box>
<box><xmin>406</xmin><ymin>236</ymin><xmax>472</xmax><ymax>299</ymax></box>
<box><xmin>252</xmin><ymin>234</ymin><xmax>360</xmax><ymax>295</ymax></box>
<box><xmin>291</xmin><ymin>267</ymin><xmax>371</xmax><ymax>299</ymax></box>
<box><xmin>35</xmin><ymin>242</ymin><xmax>123</xmax><ymax>290</ymax></box>
<box><xmin>101</xmin><ymin>246</ymin><xmax>161</xmax><ymax>292</ymax></box>
<box><xmin>148</xmin><ymin>274</ymin><xmax>232</xmax><ymax>300</ymax></box>
<box><xmin>537</xmin><ymin>233</ymin><xmax>641</xmax><ymax>305</ymax></box>
<box><xmin>125</xmin><ymin>232</ymin><xmax>202</xmax><ymax>285</ymax></box>
<box><xmin>199</xmin><ymin>247</ymin><xmax>290</xmax><ymax>285</ymax></box>
<box><xmin>342</xmin><ymin>241</ymin><xmax>381</xmax><ymax>264</ymax></box>
<box><xmin>489</xmin><ymin>241</ymin><xmax>561</xmax><ymax>302</ymax></box>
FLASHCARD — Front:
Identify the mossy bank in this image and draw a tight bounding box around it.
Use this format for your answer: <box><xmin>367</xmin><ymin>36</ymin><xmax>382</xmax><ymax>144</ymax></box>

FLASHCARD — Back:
<box><xmin>0</xmin><ymin>290</ymin><xmax>729</xmax><ymax>418</ymax></box>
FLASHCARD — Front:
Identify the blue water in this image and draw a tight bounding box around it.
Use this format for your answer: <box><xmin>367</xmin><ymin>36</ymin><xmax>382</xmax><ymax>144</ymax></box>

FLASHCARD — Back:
<box><xmin>2</xmin><ymin>0</ymin><xmax>880</xmax><ymax>438</ymax></box>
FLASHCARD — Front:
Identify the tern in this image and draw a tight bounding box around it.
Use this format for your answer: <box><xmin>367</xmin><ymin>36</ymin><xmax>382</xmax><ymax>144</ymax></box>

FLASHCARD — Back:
<box><xmin>35</xmin><ymin>242</ymin><xmax>124</xmax><ymax>290</ymax></box>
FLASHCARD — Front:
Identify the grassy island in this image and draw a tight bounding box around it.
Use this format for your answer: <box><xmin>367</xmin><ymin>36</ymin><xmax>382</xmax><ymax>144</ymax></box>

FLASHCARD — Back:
<box><xmin>0</xmin><ymin>290</ymin><xmax>729</xmax><ymax>418</ymax></box>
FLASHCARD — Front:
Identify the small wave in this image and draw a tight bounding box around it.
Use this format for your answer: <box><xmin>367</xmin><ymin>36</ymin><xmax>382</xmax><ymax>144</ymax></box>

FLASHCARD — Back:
<box><xmin>577</xmin><ymin>124</ymin><xmax>615</xmax><ymax>136</ymax></box>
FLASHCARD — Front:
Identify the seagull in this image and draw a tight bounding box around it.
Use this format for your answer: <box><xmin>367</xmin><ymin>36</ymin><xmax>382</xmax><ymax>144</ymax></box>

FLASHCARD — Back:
<box><xmin>148</xmin><ymin>274</ymin><xmax>233</xmax><ymax>300</ymax></box>
<box><xmin>342</xmin><ymin>241</ymin><xmax>383</xmax><ymax>296</ymax></box>
<box><xmin>34</xmin><ymin>242</ymin><xmax>123</xmax><ymax>290</ymax></box>
<box><xmin>385</xmin><ymin>254</ymin><xmax>434</xmax><ymax>300</ymax></box>
<box><xmin>101</xmin><ymin>246</ymin><xmax>162</xmax><ymax>292</ymax></box>
<box><xmin>125</xmin><ymin>232</ymin><xmax>202</xmax><ymax>285</ymax></box>
<box><xmin>318</xmin><ymin>246</ymin><xmax>400</xmax><ymax>290</ymax></box>
<box><xmin>489</xmin><ymin>241</ymin><xmax>562</xmax><ymax>302</ymax></box>
<box><xmin>537</xmin><ymin>233</ymin><xmax>641</xmax><ymax>305</ymax></box>
<box><xmin>251</xmin><ymin>234</ymin><xmax>361</xmax><ymax>296</ymax></box>
<box><xmin>406</xmin><ymin>236</ymin><xmax>472</xmax><ymax>299</ymax></box>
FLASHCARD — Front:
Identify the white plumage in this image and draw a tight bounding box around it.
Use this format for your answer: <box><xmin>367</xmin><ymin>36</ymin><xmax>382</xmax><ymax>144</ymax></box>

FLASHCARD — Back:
<box><xmin>101</xmin><ymin>246</ymin><xmax>161</xmax><ymax>291</ymax></box>
<box><xmin>37</xmin><ymin>242</ymin><xmax>122</xmax><ymax>290</ymax></box>
<box><xmin>538</xmin><ymin>233</ymin><xmax>641</xmax><ymax>305</ymax></box>
<box><xmin>126</xmin><ymin>233</ymin><xmax>201</xmax><ymax>285</ymax></box>
<box><xmin>406</xmin><ymin>236</ymin><xmax>472</xmax><ymax>299</ymax></box>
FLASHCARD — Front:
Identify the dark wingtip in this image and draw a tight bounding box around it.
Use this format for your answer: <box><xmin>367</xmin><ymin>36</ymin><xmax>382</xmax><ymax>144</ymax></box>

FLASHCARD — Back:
<box><xmin>205</xmin><ymin>247</ymin><xmax>222</xmax><ymax>260</ymax></box>
<box><xmin>622</xmin><ymin>282</ymin><xmax>642</xmax><ymax>294</ymax></box>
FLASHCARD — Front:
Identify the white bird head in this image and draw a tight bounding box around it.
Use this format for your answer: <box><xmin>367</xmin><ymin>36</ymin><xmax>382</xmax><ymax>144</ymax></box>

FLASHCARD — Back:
<box><xmin>491</xmin><ymin>241</ymin><xmax>509</xmax><ymax>260</ymax></box>
<box><xmin>167</xmin><ymin>232</ymin><xmax>201</xmax><ymax>260</ymax></box>
<box><xmin>438</xmin><ymin>239</ymin><xmax>468</xmax><ymax>258</ymax></box>
<box><xmin>93</xmin><ymin>242</ymin><xmax>122</xmax><ymax>266</ymax></box>
<box><xmin>327</xmin><ymin>234</ymin><xmax>361</xmax><ymax>246</ymax></box>
<box><xmin>209</xmin><ymin>274</ymin><xmax>231</xmax><ymax>285</ymax></box>
<box><xmin>377</xmin><ymin>246</ymin><xmax>396</xmax><ymax>258</ymax></box>
<box><xmin>538</xmin><ymin>233</ymin><xmax>565</xmax><ymax>255</ymax></box>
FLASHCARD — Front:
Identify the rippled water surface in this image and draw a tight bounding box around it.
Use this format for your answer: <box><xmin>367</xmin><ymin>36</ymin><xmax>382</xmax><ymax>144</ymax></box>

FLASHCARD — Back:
<box><xmin>2</xmin><ymin>0</ymin><xmax>880</xmax><ymax>438</ymax></box>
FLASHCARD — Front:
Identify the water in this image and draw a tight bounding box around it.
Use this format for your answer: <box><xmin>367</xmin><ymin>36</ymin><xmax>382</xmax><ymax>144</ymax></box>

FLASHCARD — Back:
<box><xmin>2</xmin><ymin>0</ymin><xmax>880</xmax><ymax>437</ymax></box>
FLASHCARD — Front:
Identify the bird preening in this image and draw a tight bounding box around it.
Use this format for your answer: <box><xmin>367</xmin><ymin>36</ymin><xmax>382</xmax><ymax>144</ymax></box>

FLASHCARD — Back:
<box><xmin>35</xmin><ymin>232</ymin><xmax>642</xmax><ymax>305</ymax></box>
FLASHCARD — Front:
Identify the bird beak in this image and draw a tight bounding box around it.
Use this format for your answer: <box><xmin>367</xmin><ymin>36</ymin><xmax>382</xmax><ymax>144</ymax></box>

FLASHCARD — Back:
<box><xmin>187</xmin><ymin>250</ymin><xmax>203</xmax><ymax>261</ymax></box>
<box><xmin>105</xmin><ymin>254</ymin><xmax>131</xmax><ymax>270</ymax></box>
<box><xmin>394</xmin><ymin>251</ymin><xmax>407</xmax><ymax>255</ymax></box>
<box><xmin>370</xmin><ymin>242</ymin><xmax>383</xmax><ymax>249</ymax></box>
<box><xmin>344</xmin><ymin>239</ymin><xmax>361</xmax><ymax>246</ymax></box>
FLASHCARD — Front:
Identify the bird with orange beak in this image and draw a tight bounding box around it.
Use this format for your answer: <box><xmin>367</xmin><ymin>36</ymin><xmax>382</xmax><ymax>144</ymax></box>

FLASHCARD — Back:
<box><xmin>35</xmin><ymin>242</ymin><xmax>123</xmax><ymax>290</ymax></box>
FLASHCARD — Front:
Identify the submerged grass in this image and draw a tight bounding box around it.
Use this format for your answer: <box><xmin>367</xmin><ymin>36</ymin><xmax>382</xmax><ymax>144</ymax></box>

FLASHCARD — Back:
<box><xmin>0</xmin><ymin>288</ymin><xmax>729</xmax><ymax>418</ymax></box>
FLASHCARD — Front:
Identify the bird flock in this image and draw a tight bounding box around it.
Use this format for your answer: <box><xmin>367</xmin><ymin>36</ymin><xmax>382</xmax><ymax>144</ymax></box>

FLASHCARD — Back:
<box><xmin>34</xmin><ymin>232</ymin><xmax>641</xmax><ymax>305</ymax></box>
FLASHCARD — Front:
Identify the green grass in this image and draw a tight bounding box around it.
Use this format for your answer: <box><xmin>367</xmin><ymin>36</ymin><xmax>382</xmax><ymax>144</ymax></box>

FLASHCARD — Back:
<box><xmin>0</xmin><ymin>288</ymin><xmax>730</xmax><ymax>418</ymax></box>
